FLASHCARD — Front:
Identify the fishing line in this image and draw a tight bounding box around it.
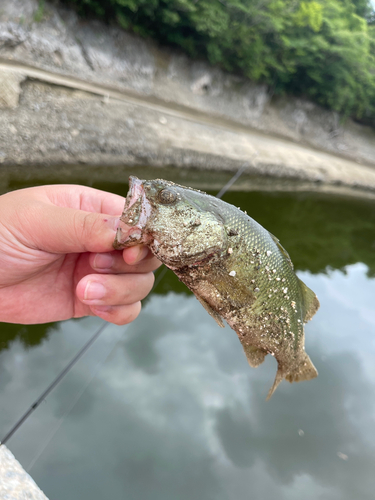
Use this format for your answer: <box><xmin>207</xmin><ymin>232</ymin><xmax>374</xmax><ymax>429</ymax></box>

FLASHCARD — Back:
<box><xmin>26</xmin><ymin>327</ymin><xmax>124</xmax><ymax>472</ymax></box>
<box><xmin>1</xmin><ymin>163</ymin><xmax>249</xmax><ymax>449</ymax></box>
<box><xmin>152</xmin><ymin>265</ymin><xmax>169</xmax><ymax>292</ymax></box>
<box><xmin>216</xmin><ymin>162</ymin><xmax>248</xmax><ymax>199</ymax></box>
<box><xmin>1</xmin><ymin>321</ymin><xmax>108</xmax><ymax>445</ymax></box>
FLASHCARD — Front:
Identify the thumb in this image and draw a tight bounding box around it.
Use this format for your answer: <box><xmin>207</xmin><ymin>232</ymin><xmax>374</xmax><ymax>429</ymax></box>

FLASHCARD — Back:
<box><xmin>33</xmin><ymin>205</ymin><xmax>127</xmax><ymax>254</ymax></box>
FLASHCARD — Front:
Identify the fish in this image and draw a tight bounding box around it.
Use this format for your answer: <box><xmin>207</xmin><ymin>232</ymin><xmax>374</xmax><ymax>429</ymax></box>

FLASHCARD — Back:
<box><xmin>114</xmin><ymin>176</ymin><xmax>319</xmax><ymax>399</ymax></box>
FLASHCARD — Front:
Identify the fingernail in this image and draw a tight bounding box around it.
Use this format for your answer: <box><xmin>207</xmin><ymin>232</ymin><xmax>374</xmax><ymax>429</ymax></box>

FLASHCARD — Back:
<box><xmin>84</xmin><ymin>281</ymin><xmax>106</xmax><ymax>301</ymax></box>
<box><xmin>91</xmin><ymin>305</ymin><xmax>112</xmax><ymax>314</ymax></box>
<box><xmin>93</xmin><ymin>253</ymin><xmax>114</xmax><ymax>269</ymax></box>
<box><xmin>134</xmin><ymin>246</ymin><xmax>149</xmax><ymax>263</ymax></box>
<box><xmin>104</xmin><ymin>217</ymin><xmax>121</xmax><ymax>232</ymax></box>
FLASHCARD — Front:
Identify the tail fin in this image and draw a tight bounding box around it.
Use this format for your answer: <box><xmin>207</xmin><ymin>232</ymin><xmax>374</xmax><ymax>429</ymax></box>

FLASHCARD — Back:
<box><xmin>266</xmin><ymin>367</ymin><xmax>284</xmax><ymax>400</ymax></box>
<box><xmin>285</xmin><ymin>352</ymin><xmax>318</xmax><ymax>383</ymax></box>
<box><xmin>267</xmin><ymin>353</ymin><xmax>318</xmax><ymax>400</ymax></box>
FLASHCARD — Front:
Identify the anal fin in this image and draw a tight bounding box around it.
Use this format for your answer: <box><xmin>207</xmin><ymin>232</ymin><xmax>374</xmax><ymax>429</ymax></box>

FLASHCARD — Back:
<box><xmin>242</xmin><ymin>343</ymin><xmax>267</xmax><ymax>368</ymax></box>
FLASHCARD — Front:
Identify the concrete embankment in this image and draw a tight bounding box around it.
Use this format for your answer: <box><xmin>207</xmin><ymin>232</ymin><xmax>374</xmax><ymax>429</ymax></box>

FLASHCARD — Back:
<box><xmin>0</xmin><ymin>0</ymin><xmax>375</xmax><ymax>197</ymax></box>
<box><xmin>1</xmin><ymin>0</ymin><xmax>375</xmax><ymax>496</ymax></box>
<box><xmin>0</xmin><ymin>444</ymin><xmax>49</xmax><ymax>499</ymax></box>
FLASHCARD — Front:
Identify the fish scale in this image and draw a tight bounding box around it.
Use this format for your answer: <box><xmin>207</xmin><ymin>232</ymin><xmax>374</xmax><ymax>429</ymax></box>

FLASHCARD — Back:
<box><xmin>114</xmin><ymin>177</ymin><xmax>320</xmax><ymax>399</ymax></box>
<box><xmin>219</xmin><ymin>208</ymin><xmax>304</xmax><ymax>356</ymax></box>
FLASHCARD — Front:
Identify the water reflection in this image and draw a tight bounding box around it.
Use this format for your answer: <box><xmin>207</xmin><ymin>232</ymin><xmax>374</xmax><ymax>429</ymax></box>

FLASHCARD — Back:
<box><xmin>1</xmin><ymin>264</ymin><xmax>375</xmax><ymax>499</ymax></box>
<box><xmin>0</xmin><ymin>322</ymin><xmax>54</xmax><ymax>352</ymax></box>
<box><xmin>223</xmin><ymin>191</ymin><xmax>375</xmax><ymax>275</ymax></box>
<box><xmin>1</xmin><ymin>186</ymin><xmax>375</xmax><ymax>353</ymax></box>
<box><xmin>1</xmin><ymin>179</ymin><xmax>375</xmax><ymax>499</ymax></box>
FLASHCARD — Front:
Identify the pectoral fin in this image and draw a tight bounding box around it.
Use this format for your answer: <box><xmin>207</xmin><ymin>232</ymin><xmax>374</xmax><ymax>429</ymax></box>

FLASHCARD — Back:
<box><xmin>195</xmin><ymin>295</ymin><xmax>225</xmax><ymax>328</ymax></box>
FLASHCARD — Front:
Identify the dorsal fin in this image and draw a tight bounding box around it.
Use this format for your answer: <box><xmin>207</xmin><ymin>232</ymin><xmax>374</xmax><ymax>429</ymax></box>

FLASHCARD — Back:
<box><xmin>268</xmin><ymin>231</ymin><xmax>294</xmax><ymax>270</ymax></box>
<box><xmin>298</xmin><ymin>278</ymin><xmax>320</xmax><ymax>323</ymax></box>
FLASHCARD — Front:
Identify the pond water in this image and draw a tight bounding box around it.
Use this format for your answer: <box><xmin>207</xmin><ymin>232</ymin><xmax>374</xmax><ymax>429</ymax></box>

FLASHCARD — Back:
<box><xmin>1</xmin><ymin>173</ymin><xmax>375</xmax><ymax>500</ymax></box>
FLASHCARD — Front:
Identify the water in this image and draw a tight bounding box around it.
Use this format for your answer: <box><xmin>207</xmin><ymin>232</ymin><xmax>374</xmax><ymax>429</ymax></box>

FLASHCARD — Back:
<box><xmin>1</xmin><ymin>174</ymin><xmax>375</xmax><ymax>500</ymax></box>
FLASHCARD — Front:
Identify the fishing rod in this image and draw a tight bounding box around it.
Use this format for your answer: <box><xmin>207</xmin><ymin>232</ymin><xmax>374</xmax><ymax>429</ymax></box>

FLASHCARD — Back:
<box><xmin>1</xmin><ymin>162</ymin><xmax>249</xmax><ymax>447</ymax></box>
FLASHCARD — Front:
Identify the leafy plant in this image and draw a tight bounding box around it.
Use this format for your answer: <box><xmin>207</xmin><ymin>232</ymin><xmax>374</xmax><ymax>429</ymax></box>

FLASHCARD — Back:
<box><xmin>61</xmin><ymin>0</ymin><xmax>375</xmax><ymax>127</ymax></box>
<box><xmin>34</xmin><ymin>0</ymin><xmax>46</xmax><ymax>22</ymax></box>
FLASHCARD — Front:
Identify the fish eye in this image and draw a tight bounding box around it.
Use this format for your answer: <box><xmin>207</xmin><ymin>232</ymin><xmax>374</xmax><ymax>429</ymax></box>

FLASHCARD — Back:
<box><xmin>158</xmin><ymin>188</ymin><xmax>177</xmax><ymax>204</ymax></box>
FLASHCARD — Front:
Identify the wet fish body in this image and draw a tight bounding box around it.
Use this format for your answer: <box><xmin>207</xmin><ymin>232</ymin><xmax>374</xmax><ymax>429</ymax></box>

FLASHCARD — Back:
<box><xmin>114</xmin><ymin>177</ymin><xmax>319</xmax><ymax>398</ymax></box>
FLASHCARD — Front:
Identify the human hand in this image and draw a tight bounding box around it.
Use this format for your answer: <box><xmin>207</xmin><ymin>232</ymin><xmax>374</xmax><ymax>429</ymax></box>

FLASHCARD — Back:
<box><xmin>0</xmin><ymin>184</ymin><xmax>161</xmax><ymax>324</ymax></box>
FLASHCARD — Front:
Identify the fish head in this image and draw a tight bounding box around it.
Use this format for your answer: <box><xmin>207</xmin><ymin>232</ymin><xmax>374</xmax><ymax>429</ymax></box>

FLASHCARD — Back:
<box><xmin>114</xmin><ymin>176</ymin><xmax>227</xmax><ymax>268</ymax></box>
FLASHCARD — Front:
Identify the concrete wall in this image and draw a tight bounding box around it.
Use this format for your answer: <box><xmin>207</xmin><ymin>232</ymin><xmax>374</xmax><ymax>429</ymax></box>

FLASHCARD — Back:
<box><xmin>0</xmin><ymin>0</ymin><xmax>374</xmax><ymax>195</ymax></box>
<box><xmin>0</xmin><ymin>444</ymin><xmax>49</xmax><ymax>499</ymax></box>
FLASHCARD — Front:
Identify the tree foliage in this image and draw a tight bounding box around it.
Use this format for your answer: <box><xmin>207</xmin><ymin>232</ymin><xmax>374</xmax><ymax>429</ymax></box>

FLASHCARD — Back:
<box><xmin>62</xmin><ymin>0</ymin><xmax>375</xmax><ymax>126</ymax></box>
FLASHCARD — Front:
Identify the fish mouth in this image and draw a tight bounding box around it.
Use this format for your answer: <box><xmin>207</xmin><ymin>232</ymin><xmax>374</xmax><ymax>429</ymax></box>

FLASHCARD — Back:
<box><xmin>114</xmin><ymin>176</ymin><xmax>152</xmax><ymax>248</ymax></box>
<box><xmin>124</xmin><ymin>176</ymin><xmax>145</xmax><ymax>213</ymax></box>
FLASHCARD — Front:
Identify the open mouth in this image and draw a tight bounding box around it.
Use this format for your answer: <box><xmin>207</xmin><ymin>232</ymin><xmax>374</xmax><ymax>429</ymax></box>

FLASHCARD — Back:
<box><xmin>124</xmin><ymin>176</ymin><xmax>145</xmax><ymax>213</ymax></box>
<box><xmin>114</xmin><ymin>177</ymin><xmax>152</xmax><ymax>248</ymax></box>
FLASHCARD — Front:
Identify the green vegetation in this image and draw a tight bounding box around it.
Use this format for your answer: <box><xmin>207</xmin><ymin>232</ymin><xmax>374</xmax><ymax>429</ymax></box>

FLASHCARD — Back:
<box><xmin>61</xmin><ymin>0</ymin><xmax>375</xmax><ymax>126</ymax></box>
<box><xmin>34</xmin><ymin>0</ymin><xmax>46</xmax><ymax>22</ymax></box>
<box><xmin>0</xmin><ymin>322</ymin><xmax>54</xmax><ymax>352</ymax></box>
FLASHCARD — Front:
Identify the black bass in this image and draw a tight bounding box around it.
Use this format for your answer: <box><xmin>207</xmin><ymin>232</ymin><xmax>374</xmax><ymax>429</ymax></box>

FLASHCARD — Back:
<box><xmin>114</xmin><ymin>177</ymin><xmax>319</xmax><ymax>399</ymax></box>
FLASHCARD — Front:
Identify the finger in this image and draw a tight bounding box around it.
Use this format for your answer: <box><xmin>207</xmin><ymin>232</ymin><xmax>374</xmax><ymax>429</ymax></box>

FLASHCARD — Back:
<box><xmin>29</xmin><ymin>204</ymin><xmax>130</xmax><ymax>254</ymax></box>
<box><xmin>76</xmin><ymin>272</ymin><xmax>155</xmax><ymax>307</ymax></box>
<box><xmin>90</xmin><ymin>250</ymin><xmax>161</xmax><ymax>274</ymax></box>
<box><xmin>0</xmin><ymin>186</ymin><xmax>129</xmax><ymax>254</ymax></box>
<box><xmin>44</xmin><ymin>184</ymin><xmax>126</xmax><ymax>215</ymax></box>
<box><xmin>122</xmin><ymin>246</ymin><xmax>162</xmax><ymax>267</ymax></box>
<box><xmin>90</xmin><ymin>302</ymin><xmax>142</xmax><ymax>325</ymax></box>
<box><xmin>122</xmin><ymin>245</ymin><xmax>149</xmax><ymax>265</ymax></box>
